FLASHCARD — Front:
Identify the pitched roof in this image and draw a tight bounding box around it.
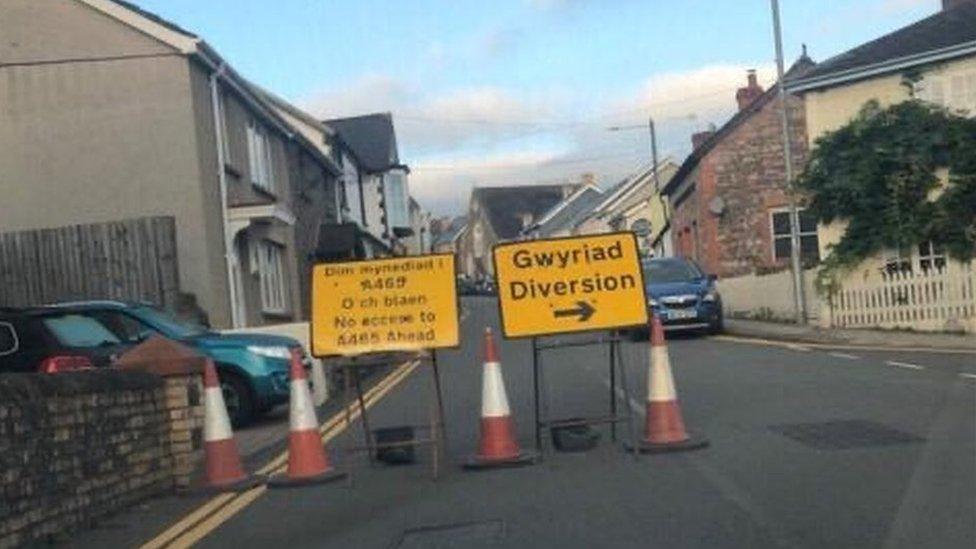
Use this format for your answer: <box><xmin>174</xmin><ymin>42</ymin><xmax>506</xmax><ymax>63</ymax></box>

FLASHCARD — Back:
<box><xmin>473</xmin><ymin>185</ymin><xmax>578</xmax><ymax>240</ymax></box>
<box><xmin>432</xmin><ymin>216</ymin><xmax>467</xmax><ymax>246</ymax></box>
<box><xmin>528</xmin><ymin>185</ymin><xmax>604</xmax><ymax>237</ymax></box>
<box><xmin>105</xmin><ymin>0</ymin><xmax>197</xmax><ymax>39</ymax></box>
<box><xmin>324</xmin><ymin>113</ymin><xmax>400</xmax><ymax>173</ymax></box>
<box><xmin>662</xmin><ymin>54</ymin><xmax>816</xmax><ymax>196</ymax></box>
<box><xmin>791</xmin><ymin>4</ymin><xmax>976</xmax><ymax>92</ymax></box>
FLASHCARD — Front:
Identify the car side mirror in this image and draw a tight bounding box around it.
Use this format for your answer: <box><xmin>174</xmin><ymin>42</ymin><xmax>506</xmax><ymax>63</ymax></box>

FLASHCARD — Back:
<box><xmin>707</xmin><ymin>274</ymin><xmax>718</xmax><ymax>282</ymax></box>
<box><xmin>0</xmin><ymin>322</ymin><xmax>18</xmax><ymax>356</ymax></box>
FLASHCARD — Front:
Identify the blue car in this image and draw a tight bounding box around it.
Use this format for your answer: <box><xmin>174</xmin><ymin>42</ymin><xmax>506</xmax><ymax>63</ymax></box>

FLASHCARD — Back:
<box><xmin>640</xmin><ymin>257</ymin><xmax>723</xmax><ymax>335</ymax></box>
<box><xmin>43</xmin><ymin>301</ymin><xmax>309</xmax><ymax>426</ymax></box>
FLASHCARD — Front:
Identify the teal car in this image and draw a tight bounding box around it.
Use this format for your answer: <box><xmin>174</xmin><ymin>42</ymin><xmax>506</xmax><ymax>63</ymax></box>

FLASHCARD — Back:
<box><xmin>44</xmin><ymin>301</ymin><xmax>309</xmax><ymax>426</ymax></box>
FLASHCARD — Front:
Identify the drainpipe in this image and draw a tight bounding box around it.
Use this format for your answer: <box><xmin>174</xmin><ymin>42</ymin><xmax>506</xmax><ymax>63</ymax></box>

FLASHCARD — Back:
<box><xmin>209</xmin><ymin>63</ymin><xmax>241</xmax><ymax>329</ymax></box>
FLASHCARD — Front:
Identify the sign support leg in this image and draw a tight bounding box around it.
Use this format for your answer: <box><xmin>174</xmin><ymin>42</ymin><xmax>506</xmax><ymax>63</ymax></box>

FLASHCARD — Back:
<box><xmin>352</xmin><ymin>366</ymin><xmax>375</xmax><ymax>466</ymax></box>
<box><xmin>429</xmin><ymin>349</ymin><xmax>447</xmax><ymax>480</ymax></box>
<box><xmin>614</xmin><ymin>339</ymin><xmax>639</xmax><ymax>459</ymax></box>
<box><xmin>532</xmin><ymin>336</ymin><xmax>543</xmax><ymax>456</ymax></box>
<box><xmin>609</xmin><ymin>337</ymin><xmax>617</xmax><ymax>442</ymax></box>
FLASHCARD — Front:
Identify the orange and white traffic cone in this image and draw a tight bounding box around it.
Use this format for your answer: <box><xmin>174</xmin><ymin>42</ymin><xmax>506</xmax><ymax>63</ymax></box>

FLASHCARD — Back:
<box><xmin>268</xmin><ymin>349</ymin><xmax>347</xmax><ymax>487</ymax></box>
<box><xmin>464</xmin><ymin>327</ymin><xmax>538</xmax><ymax>469</ymax></box>
<box><xmin>628</xmin><ymin>316</ymin><xmax>708</xmax><ymax>453</ymax></box>
<box><xmin>198</xmin><ymin>360</ymin><xmax>264</xmax><ymax>492</ymax></box>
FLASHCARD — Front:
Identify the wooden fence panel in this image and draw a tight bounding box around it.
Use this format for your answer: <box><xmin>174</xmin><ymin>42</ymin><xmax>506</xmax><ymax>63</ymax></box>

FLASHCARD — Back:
<box><xmin>0</xmin><ymin>217</ymin><xmax>179</xmax><ymax>309</ymax></box>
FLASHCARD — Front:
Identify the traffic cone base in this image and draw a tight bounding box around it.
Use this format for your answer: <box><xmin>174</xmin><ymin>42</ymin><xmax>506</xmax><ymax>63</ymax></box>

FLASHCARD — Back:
<box><xmin>625</xmin><ymin>434</ymin><xmax>710</xmax><ymax>454</ymax></box>
<box><xmin>463</xmin><ymin>449</ymin><xmax>539</xmax><ymax>470</ymax></box>
<box><xmin>626</xmin><ymin>316</ymin><xmax>709</xmax><ymax>454</ymax></box>
<box><xmin>463</xmin><ymin>328</ymin><xmax>537</xmax><ymax>470</ymax></box>
<box><xmin>185</xmin><ymin>360</ymin><xmax>265</xmax><ymax>495</ymax></box>
<box><xmin>268</xmin><ymin>349</ymin><xmax>346</xmax><ymax>488</ymax></box>
<box><xmin>268</xmin><ymin>465</ymin><xmax>347</xmax><ymax>488</ymax></box>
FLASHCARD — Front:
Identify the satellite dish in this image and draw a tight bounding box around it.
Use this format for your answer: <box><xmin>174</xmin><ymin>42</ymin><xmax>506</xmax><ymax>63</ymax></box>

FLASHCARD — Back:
<box><xmin>708</xmin><ymin>196</ymin><xmax>726</xmax><ymax>216</ymax></box>
<box><xmin>631</xmin><ymin>218</ymin><xmax>651</xmax><ymax>237</ymax></box>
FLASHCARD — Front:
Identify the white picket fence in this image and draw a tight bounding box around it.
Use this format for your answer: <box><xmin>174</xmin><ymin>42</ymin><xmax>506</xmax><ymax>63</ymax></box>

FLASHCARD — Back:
<box><xmin>829</xmin><ymin>261</ymin><xmax>976</xmax><ymax>333</ymax></box>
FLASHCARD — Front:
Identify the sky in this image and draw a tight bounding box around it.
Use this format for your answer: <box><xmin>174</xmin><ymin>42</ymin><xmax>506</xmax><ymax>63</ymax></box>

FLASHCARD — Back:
<box><xmin>132</xmin><ymin>0</ymin><xmax>940</xmax><ymax>216</ymax></box>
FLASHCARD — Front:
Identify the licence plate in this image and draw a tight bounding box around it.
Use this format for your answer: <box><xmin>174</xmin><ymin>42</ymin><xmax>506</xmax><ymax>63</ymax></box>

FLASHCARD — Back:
<box><xmin>666</xmin><ymin>309</ymin><xmax>697</xmax><ymax>320</ymax></box>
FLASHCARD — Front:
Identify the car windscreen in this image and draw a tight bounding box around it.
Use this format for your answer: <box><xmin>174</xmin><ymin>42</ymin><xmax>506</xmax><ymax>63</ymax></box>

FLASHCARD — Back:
<box><xmin>133</xmin><ymin>306</ymin><xmax>209</xmax><ymax>339</ymax></box>
<box><xmin>642</xmin><ymin>260</ymin><xmax>702</xmax><ymax>284</ymax></box>
<box><xmin>42</xmin><ymin>314</ymin><xmax>122</xmax><ymax>348</ymax></box>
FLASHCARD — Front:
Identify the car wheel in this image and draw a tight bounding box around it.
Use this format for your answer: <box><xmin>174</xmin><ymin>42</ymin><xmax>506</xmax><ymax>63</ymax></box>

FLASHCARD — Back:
<box><xmin>219</xmin><ymin>370</ymin><xmax>255</xmax><ymax>427</ymax></box>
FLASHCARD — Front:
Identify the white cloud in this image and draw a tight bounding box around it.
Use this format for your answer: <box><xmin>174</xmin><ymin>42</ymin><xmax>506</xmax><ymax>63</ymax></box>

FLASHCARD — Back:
<box><xmin>299</xmin><ymin>62</ymin><xmax>776</xmax><ymax>216</ymax></box>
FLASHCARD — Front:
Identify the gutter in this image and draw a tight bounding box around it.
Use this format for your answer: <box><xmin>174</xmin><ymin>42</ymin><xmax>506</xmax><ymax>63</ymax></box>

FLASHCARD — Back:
<box><xmin>208</xmin><ymin>62</ymin><xmax>241</xmax><ymax>329</ymax></box>
<box><xmin>788</xmin><ymin>41</ymin><xmax>976</xmax><ymax>93</ymax></box>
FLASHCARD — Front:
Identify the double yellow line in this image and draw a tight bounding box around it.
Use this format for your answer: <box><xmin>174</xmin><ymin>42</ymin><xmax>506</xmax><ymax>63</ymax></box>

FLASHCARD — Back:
<box><xmin>141</xmin><ymin>359</ymin><xmax>421</xmax><ymax>549</ymax></box>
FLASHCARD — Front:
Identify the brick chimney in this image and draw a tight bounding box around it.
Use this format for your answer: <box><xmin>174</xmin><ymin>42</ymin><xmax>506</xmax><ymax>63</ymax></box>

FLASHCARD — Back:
<box><xmin>943</xmin><ymin>0</ymin><xmax>975</xmax><ymax>9</ymax></box>
<box><xmin>691</xmin><ymin>130</ymin><xmax>714</xmax><ymax>150</ymax></box>
<box><xmin>735</xmin><ymin>69</ymin><xmax>764</xmax><ymax>111</ymax></box>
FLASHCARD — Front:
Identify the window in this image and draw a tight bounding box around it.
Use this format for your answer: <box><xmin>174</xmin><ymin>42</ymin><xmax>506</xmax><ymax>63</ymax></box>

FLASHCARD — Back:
<box><xmin>883</xmin><ymin>247</ymin><xmax>913</xmax><ymax>274</ymax></box>
<box><xmin>918</xmin><ymin>240</ymin><xmax>946</xmax><ymax>272</ymax></box>
<box><xmin>771</xmin><ymin>209</ymin><xmax>820</xmax><ymax>263</ymax></box>
<box><xmin>86</xmin><ymin>311</ymin><xmax>155</xmax><ymax>343</ymax></box>
<box><xmin>218</xmin><ymin>92</ymin><xmax>233</xmax><ymax>166</ymax></box>
<box><xmin>917</xmin><ymin>72</ymin><xmax>976</xmax><ymax>115</ymax></box>
<box><xmin>246</xmin><ymin>119</ymin><xmax>275</xmax><ymax>193</ymax></box>
<box><xmin>41</xmin><ymin>315</ymin><xmax>121</xmax><ymax>348</ymax></box>
<box><xmin>383</xmin><ymin>171</ymin><xmax>410</xmax><ymax>230</ymax></box>
<box><xmin>256</xmin><ymin>240</ymin><xmax>288</xmax><ymax>313</ymax></box>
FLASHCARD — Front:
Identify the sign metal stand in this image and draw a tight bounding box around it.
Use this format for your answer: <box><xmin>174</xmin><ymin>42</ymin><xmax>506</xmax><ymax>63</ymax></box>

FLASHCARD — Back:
<box><xmin>311</xmin><ymin>253</ymin><xmax>459</xmax><ymax>481</ymax></box>
<box><xmin>530</xmin><ymin>334</ymin><xmax>639</xmax><ymax>458</ymax></box>
<box><xmin>340</xmin><ymin>351</ymin><xmax>448</xmax><ymax>479</ymax></box>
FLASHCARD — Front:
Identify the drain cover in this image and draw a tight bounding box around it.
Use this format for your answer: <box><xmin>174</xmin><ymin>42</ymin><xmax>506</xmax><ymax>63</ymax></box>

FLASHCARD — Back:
<box><xmin>394</xmin><ymin>520</ymin><xmax>505</xmax><ymax>548</ymax></box>
<box><xmin>771</xmin><ymin>420</ymin><xmax>924</xmax><ymax>450</ymax></box>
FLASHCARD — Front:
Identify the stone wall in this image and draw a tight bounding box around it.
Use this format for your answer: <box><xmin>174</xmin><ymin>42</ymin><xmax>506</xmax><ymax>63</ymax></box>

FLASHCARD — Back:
<box><xmin>0</xmin><ymin>367</ymin><xmax>205</xmax><ymax>548</ymax></box>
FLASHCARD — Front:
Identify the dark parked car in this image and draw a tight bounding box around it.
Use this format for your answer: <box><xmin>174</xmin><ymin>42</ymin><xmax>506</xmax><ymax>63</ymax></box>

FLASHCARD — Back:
<box><xmin>639</xmin><ymin>257</ymin><xmax>723</xmax><ymax>335</ymax></box>
<box><xmin>0</xmin><ymin>307</ymin><xmax>134</xmax><ymax>373</ymax></box>
<box><xmin>41</xmin><ymin>301</ymin><xmax>309</xmax><ymax>426</ymax></box>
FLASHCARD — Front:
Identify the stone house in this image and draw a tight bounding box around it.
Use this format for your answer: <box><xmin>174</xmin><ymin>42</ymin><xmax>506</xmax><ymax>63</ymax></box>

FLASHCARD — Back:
<box><xmin>662</xmin><ymin>57</ymin><xmax>817</xmax><ymax>281</ymax></box>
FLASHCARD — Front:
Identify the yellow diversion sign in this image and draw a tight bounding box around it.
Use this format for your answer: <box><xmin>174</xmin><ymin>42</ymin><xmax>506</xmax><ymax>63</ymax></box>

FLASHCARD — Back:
<box><xmin>493</xmin><ymin>233</ymin><xmax>648</xmax><ymax>338</ymax></box>
<box><xmin>311</xmin><ymin>254</ymin><xmax>459</xmax><ymax>357</ymax></box>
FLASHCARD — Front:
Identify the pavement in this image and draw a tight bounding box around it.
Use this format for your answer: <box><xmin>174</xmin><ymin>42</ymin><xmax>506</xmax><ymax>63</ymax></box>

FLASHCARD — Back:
<box><xmin>69</xmin><ymin>297</ymin><xmax>976</xmax><ymax>548</ymax></box>
<box><xmin>723</xmin><ymin>318</ymin><xmax>976</xmax><ymax>351</ymax></box>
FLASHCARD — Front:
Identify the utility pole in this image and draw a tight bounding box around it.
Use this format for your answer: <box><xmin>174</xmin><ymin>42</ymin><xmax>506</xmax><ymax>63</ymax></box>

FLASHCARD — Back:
<box><xmin>771</xmin><ymin>0</ymin><xmax>807</xmax><ymax>324</ymax></box>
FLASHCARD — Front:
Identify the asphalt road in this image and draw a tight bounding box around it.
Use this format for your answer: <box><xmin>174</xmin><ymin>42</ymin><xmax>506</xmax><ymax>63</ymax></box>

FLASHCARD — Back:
<box><xmin>74</xmin><ymin>297</ymin><xmax>975</xmax><ymax>548</ymax></box>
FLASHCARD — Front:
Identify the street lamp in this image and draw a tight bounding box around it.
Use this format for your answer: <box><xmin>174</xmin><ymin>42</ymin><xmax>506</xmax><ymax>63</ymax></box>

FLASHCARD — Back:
<box><xmin>607</xmin><ymin>117</ymin><xmax>661</xmax><ymax>192</ymax></box>
<box><xmin>770</xmin><ymin>0</ymin><xmax>808</xmax><ymax>325</ymax></box>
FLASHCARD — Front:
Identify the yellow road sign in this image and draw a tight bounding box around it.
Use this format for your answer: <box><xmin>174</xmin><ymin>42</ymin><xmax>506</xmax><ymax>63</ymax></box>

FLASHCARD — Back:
<box><xmin>493</xmin><ymin>233</ymin><xmax>648</xmax><ymax>338</ymax></box>
<box><xmin>311</xmin><ymin>254</ymin><xmax>459</xmax><ymax>357</ymax></box>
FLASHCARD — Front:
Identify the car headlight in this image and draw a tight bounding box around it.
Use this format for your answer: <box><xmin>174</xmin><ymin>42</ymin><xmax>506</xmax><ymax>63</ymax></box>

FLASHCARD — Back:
<box><xmin>702</xmin><ymin>290</ymin><xmax>718</xmax><ymax>302</ymax></box>
<box><xmin>647</xmin><ymin>297</ymin><xmax>659</xmax><ymax>307</ymax></box>
<box><xmin>247</xmin><ymin>345</ymin><xmax>292</xmax><ymax>360</ymax></box>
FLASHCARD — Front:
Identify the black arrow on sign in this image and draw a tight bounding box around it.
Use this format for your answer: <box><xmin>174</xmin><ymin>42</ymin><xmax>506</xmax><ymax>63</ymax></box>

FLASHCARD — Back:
<box><xmin>553</xmin><ymin>301</ymin><xmax>596</xmax><ymax>322</ymax></box>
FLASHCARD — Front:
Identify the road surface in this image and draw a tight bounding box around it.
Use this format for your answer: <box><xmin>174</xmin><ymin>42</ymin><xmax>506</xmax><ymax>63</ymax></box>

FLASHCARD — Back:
<box><xmin>73</xmin><ymin>297</ymin><xmax>976</xmax><ymax>548</ymax></box>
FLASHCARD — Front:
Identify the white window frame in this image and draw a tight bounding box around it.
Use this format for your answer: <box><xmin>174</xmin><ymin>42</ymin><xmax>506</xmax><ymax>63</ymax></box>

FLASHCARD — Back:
<box><xmin>246</xmin><ymin>119</ymin><xmax>276</xmax><ymax>194</ymax></box>
<box><xmin>218</xmin><ymin>92</ymin><xmax>233</xmax><ymax>167</ymax></box>
<box><xmin>256</xmin><ymin>240</ymin><xmax>288</xmax><ymax>314</ymax></box>
<box><xmin>884</xmin><ymin>240</ymin><xmax>946</xmax><ymax>275</ymax></box>
<box><xmin>383</xmin><ymin>171</ymin><xmax>410</xmax><ymax>231</ymax></box>
<box><xmin>769</xmin><ymin>208</ymin><xmax>819</xmax><ymax>263</ymax></box>
<box><xmin>916</xmin><ymin>71</ymin><xmax>976</xmax><ymax>116</ymax></box>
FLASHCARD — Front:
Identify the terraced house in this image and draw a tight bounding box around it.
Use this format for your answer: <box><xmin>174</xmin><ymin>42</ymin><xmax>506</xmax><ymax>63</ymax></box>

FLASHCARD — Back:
<box><xmin>0</xmin><ymin>0</ymin><xmax>414</xmax><ymax>328</ymax></box>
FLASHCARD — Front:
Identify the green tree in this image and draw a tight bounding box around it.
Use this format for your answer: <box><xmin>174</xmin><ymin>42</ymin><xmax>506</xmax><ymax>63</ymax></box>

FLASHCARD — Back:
<box><xmin>795</xmin><ymin>99</ymin><xmax>976</xmax><ymax>291</ymax></box>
